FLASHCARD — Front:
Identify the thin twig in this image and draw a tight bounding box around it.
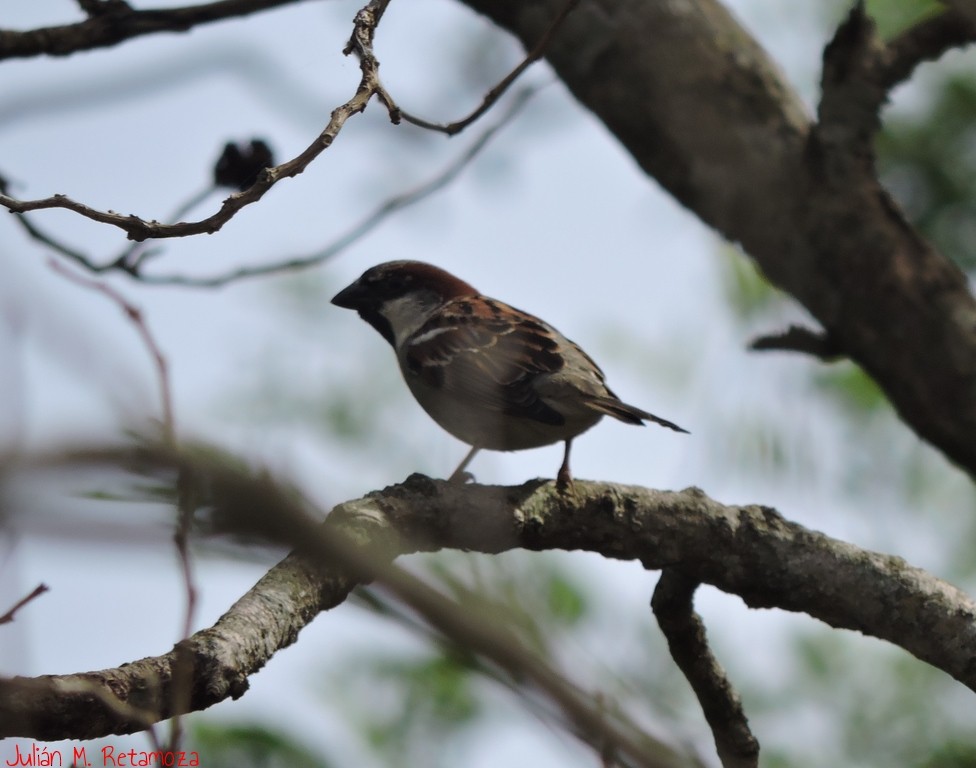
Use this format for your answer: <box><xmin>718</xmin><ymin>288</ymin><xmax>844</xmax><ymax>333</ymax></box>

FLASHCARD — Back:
<box><xmin>47</xmin><ymin>260</ymin><xmax>175</xmax><ymax>442</ymax></box>
<box><xmin>1</xmin><ymin>167</ymin><xmax>114</xmax><ymax>273</ymax></box>
<box><xmin>146</xmin><ymin>724</ymin><xmax>165</xmax><ymax>755</ymax></box>
<box><xmin>55</xmin><ymin>677</ymin><xmax>162</xmax><ymax>729</ymax></box>
<box><xmin>651</xmin><ymin>570</ymin><xmax>759</xmax><ymax>768</ymax></box>
<box><xmin>141</xmin><ymin>86</ymin><xmax>539</xmax><ymax>288</ymax></box>
<box><xmin>400</xmin><ymin>0</ymin><xmax>579</xmax><ymax>136</ymax></box>
<box><xmin>167</xmin><ymin>474</ymin><xmax>200</xmax><ymax>754</ymax></box>
<box><xmin>0</xmin><ymin>584</ymin><xmax>49</xmax><ymax>625</ymax></box>
<box><xmin>46</xmin><ymin>258</ymin><xmax>197</xmax><ymax>751</ymax></box>
<box><xmin>0</xmin><ymin>0</ymin><xmax>305</xmax><ymax>61</ymax></box>
<box><xmin>366</xmin><ymin>564</ymin><xmax>689</xmax><ymax>768</ymax></box>
<box><xmin>351</xmin><ymin>586</ymin><xmax>674</xmax><ymax>768</ymax></box>
<box><xmin>5</xmin><ymin>163</ymin><xmax>253</xmax><ymax>277</ymax></box>
<box><xmin>14</xmin><ymin>210</ymin><xmax>112</xmax><ymax>273</ymax></box>
<box><xmin>749</xmin><ymin>324</ymin><xmax>844</xmax><ymax>361</ymax></box>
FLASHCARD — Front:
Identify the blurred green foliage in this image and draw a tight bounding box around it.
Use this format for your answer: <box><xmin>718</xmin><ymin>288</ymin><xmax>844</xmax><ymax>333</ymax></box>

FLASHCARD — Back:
<box><xmin>918</xmin><ymin>742</ymin><xmax>976</xmax><ymax>768</ymax></box>
<box><xmin>328</xmin><ymin>552</ymin><xmax>596</xmax><ymax>767</ymax></box>
<box><xmin>191</xmin><ymin>722</ymin><xmax>335</xmax><ymax>768</ymax></box>
<box><xmin>719</xmin><ymin>243</ymin><xmax>781</xmax><ymax>322</ymax></box>
<box><xmin>812</xmin><ymin>362</ymin><xmax>888</xmax><ymax>415</ymax></box>
<box><xmin>865</xmin><ymin>0</ymin><xmax>945</xmax><ymax>39</ymax></box>
<box><xmin>877</xmin><ymin>75</ymin><xmax>976</xmax><ymax>273</ymax></box>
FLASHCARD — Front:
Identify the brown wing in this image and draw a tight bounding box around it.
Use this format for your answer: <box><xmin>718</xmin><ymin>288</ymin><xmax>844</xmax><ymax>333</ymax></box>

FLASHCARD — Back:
<box><xmin>403</xmin><ymin>298</ymin><xmax>567</xmax><ymax>426</ymax></box>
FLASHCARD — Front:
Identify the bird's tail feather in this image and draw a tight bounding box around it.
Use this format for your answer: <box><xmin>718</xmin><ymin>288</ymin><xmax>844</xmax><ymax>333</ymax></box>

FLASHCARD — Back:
<box><xmin>586</xmin><ymin>396</ymin><xmax>689</xmax><ymax>434</ymax></box>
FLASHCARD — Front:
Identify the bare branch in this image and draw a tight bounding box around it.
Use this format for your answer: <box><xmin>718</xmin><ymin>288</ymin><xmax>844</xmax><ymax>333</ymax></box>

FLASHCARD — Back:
<box><xmin>400</xmin><ymin>0</ymin><xmax>579</xmax><ymax>136</ymax></box>
<box><xmin>124</xmin><ymin>185</ymin><xmax>215</xmax><ymax>272</ymax></box>
<box><xmin>8</xmin><ymin>79</ymin><xmax>529</xmax><ymax>286</ymax></box>
<box><xmin>0</xmin><ymin>584</ymin><xmax>49</xmax><ymax>625</ymax></box>
<box><xmin>0</xmin><ymin>1</ymin><xmax>398</xmax><ymax>242</ymax></box>
<box><xmin>652</xmin><ymin>570</ymin><xmax>759</xmax><ymax>768</ymax></box>
<box><xmin>5</xmin><ymin>140</ymin><xmax>269</xmax><ymax>275</ymax></box>
<box><xmin>141</xmin><ymin>87</ymin><xmax>538</xmax><ymax>287</ymax></box>
<box><xmin>0</xmin><ymin>0</ymin><xmax>306</xmax><ymax>61</ymax></box>
<box><xmin>880</xmin><ymin>10</ymin><xmax>976</xmax><ymax>92</ymax></box>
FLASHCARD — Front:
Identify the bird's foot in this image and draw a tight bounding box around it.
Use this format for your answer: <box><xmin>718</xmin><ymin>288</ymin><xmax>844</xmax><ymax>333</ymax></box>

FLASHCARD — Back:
<box><xmin>448</xmin><ymin>468</ymin><xmax>476</xmax><ymax>485</ymax></box>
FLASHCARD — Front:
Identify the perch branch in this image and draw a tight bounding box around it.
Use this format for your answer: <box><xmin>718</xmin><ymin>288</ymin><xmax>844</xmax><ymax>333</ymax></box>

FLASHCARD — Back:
<box><xmin>4</xmin><ymin>448</ymin><xmax>976</xmax><ymax>766</ymax></box>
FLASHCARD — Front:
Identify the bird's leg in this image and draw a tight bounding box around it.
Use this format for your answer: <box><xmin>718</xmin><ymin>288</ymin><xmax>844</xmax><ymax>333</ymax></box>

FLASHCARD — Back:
<box><xmin>449</xmin><ymin>445</ymin><xmax>481</xmax><ymax>483</ymax></box>
<box><xmin>556</xmin><ymin>439</ymin><xmax>573</xmax><ymax>489</ymax></box>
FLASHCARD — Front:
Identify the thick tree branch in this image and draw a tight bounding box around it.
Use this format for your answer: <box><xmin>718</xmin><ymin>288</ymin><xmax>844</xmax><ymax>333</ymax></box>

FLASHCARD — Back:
<box><xmin>818</xmin><ymin>3</ymin><xmax>886</xmax><ymax>165</ymax></box>
<box><xmin>0</xmin><ymin>0</ymin><xmax>306</xmax><ymax>61</ymax></box>
<box><xmin>457</xmin><ymin>0</ymin><xmax>976</xmax><ymax>480</ymax></box>
<box><xmin>4</xmin><ymin>461</ymin><xmax>975</xmax><ymax>752</ymax></box>
<box><xmin>942</xmin><ymin>0</ymin><xmax>976</xmax><ymax>27</ymax></box>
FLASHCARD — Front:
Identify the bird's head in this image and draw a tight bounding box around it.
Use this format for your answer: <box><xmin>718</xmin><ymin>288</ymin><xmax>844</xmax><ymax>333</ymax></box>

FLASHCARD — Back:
<box><xmin>331</xmin><ymin>261</ymin><xmax>477</xmax><ymax>346</ymax></box>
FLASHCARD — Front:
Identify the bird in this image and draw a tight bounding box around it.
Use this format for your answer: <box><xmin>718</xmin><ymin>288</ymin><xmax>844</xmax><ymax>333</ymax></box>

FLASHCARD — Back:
<box><xmin>331</xmin><ymin>260</ymin><xmax>687</xmax><ymax>486</ymax></box>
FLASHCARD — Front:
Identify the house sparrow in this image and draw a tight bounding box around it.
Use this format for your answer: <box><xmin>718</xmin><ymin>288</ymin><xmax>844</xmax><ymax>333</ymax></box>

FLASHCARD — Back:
<box><xmin>331</xmin><ymin>261</ymin><xmax>687</xmax><ymax>485</ymax></box>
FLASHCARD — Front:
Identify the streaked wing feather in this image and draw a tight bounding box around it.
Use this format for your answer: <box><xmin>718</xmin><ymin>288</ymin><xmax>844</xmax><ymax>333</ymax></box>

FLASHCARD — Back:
<box><xmin>404</xmin><ymin>299</ymin><xmax>566</xmax><ymax>425</ymax></box>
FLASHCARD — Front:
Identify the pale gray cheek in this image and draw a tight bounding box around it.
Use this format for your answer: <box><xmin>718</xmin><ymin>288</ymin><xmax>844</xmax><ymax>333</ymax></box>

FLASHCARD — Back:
<box><xmin>378</xmin><ymin>298</ymin><xmax>433</xmax><ymax>347</ymax></box>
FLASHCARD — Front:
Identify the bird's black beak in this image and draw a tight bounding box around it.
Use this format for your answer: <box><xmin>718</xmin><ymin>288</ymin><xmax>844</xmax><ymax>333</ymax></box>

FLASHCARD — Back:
<box><xmin>331</xmin><ymin>281</ymin><xmax>368</xmax><ymax>310</ymax></box>
<box><xmin>331</xmin><ymin>278</ymin><xmax>395</xmax><ymax>347</ymax></box>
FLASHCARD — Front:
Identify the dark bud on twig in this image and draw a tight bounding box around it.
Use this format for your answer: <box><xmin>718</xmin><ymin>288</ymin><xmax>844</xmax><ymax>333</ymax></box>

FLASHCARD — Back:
<box><xmin>77</xmin><ymin>0</ymin><xmax>133</xmax><ymax>17</ymax></box>
<box><xmin>213</xmin><ymin>139</ymin><xmax>275</xmax><ymax>191</ymax></box>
